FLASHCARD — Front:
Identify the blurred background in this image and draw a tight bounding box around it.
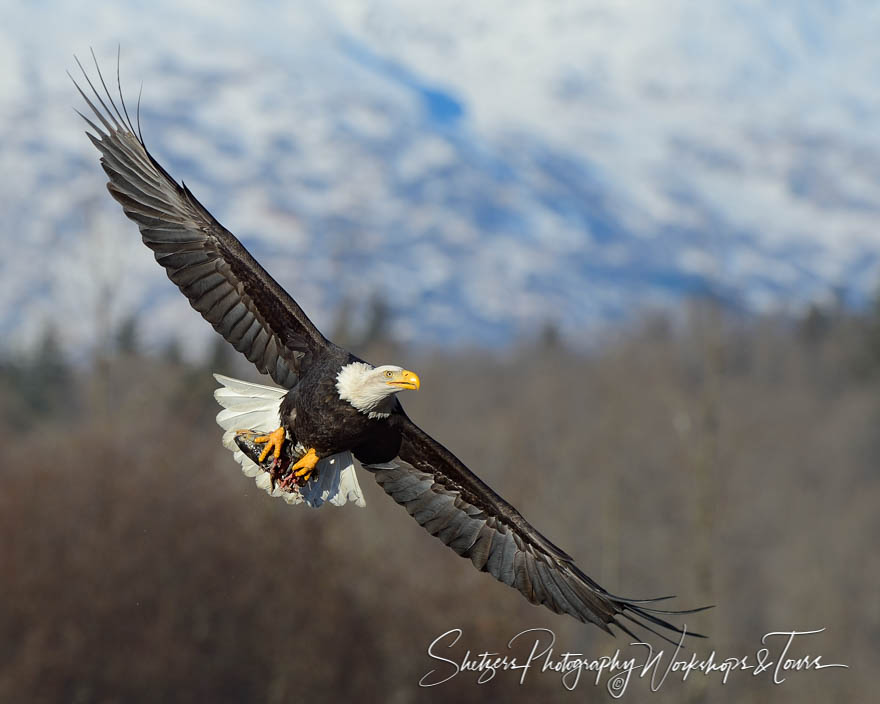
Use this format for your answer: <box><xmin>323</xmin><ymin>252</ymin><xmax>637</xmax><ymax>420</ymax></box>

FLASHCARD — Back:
<box><xmin>1</xmin><ymin>1</ymin><xmax>878</xmax><ymax>702</ymax></box>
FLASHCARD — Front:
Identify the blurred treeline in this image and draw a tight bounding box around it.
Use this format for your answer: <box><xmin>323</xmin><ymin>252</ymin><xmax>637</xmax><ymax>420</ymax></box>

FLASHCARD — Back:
<box><xmin>1</xmin><ymin>296</ymin><xmax>877</xmax><ymax>703</ymax></box>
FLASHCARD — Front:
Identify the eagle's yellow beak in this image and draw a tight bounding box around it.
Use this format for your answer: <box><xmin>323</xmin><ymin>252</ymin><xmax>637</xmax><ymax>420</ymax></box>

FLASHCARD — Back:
<box><xmin>387</xmin><ymin>369</ymin><xmax>420</xmax><ymax>391</ymax></box>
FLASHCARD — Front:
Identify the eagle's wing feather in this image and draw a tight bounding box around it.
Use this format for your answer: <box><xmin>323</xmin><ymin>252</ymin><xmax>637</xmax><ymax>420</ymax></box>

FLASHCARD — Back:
<box><xmin>71</xmin><ymin>56</ymin><xmax>330</xmax><ymax>388</ymax></box>
<box><xmin>362</xmin><ymin>414</ymin><xmax>707</xmax><ymax>643</ymax></box>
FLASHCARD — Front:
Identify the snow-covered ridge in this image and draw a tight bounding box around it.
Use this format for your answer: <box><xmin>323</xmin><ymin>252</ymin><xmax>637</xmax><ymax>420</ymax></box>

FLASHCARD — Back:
<box><xmin>2</xmin><ymin>0</ymin><xmax>879</xmax><ymax>356</ymax></box>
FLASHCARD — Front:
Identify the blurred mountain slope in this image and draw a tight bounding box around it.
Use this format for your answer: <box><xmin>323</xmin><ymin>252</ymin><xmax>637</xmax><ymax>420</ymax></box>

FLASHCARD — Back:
<box><xmin>2</xmin><ymin>0</ymin><xmax>879</xmax><ymax>356</ymax></box>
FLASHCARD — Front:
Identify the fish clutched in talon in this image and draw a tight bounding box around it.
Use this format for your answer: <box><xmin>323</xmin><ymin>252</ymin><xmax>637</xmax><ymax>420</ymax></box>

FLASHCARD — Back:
<box><xmin>234</xmin><ymin>430</ymin><xmax>319</xmax><ymax>490</ymax></box>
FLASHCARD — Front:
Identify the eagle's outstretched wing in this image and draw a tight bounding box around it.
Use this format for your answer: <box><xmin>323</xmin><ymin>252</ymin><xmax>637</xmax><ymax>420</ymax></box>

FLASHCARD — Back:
<box><xmin>71</xmin><ymin>54</ymin><xmax>332</xmax><ymax>388</ymax></box>
<box><xmin>362</xmin><ymin>413</ymin><xmax>708</xmax><ymax>643</ymax></box>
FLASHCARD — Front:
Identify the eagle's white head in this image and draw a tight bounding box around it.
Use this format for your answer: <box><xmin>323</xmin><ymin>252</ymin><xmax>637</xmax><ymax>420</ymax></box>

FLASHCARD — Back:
<box><xmin>336</xmin><ymin>362</ymin><xmax>421</xmax><ymax>419</ymax></box>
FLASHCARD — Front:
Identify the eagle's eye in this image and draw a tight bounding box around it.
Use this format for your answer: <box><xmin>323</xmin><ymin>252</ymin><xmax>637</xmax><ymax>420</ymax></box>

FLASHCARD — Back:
<box><xmin>384</xmin><ymin>370</ymin><xmax>393</xmax><ymax>378</ymax></box>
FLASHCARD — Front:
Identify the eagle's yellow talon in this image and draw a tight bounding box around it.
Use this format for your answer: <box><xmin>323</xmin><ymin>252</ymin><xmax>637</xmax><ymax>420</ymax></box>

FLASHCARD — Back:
<box><xmin>291</xmin><ymin>448</ymin><xmax>319</xmax><ymax>481</ymax></box>
<box><xmin>252</xmin><ymin>427</ymin><xmax>286</xmax><ymax>463</ymax></box>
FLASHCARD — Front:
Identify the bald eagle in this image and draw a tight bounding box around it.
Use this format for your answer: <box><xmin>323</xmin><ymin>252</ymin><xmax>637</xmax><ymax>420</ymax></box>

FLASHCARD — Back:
<box><xmin>72</xmin><ymin>55</ymin><xmax>706</xmax><ymax>644</ymax></box>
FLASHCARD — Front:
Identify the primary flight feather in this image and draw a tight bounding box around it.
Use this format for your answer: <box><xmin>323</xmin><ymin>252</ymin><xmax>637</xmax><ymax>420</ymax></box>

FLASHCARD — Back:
<box><xmin>72</xmin><ymin>53</ymin><xmax>707</xmax><ymax>644</ymax></box>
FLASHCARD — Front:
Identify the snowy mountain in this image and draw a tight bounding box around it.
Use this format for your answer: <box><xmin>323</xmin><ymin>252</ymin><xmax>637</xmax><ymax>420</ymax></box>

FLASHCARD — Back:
<box><xmin>2</xmin><ymin>0</ymin><xmax>879</xmax><ymax>357</ymax></box>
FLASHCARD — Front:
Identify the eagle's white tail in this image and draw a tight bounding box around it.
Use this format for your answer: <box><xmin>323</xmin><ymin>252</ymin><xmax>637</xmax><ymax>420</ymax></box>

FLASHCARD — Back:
<box><xmin>213</xmin><ymin>374</ymin><xmax>366</xmax><ymax>508</ymax></box>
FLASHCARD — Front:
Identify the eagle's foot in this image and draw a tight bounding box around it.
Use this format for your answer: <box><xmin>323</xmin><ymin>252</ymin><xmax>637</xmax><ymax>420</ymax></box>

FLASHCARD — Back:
<box><xmin>251</xmin><ymin>426</ymin><xmax>286</xmax><ymax>464</ymax></box>
<box><xmin>288</xmin><ymin>447</ymin><xmax>319</xmax><ymax>483</ymax></box>
<box><xmin>276</xmin><ymin>448</ymin><xmax>319</xmax><ymax>489</ymax></box>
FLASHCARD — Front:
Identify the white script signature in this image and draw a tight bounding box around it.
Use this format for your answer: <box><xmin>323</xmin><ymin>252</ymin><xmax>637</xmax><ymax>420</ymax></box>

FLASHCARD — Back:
<box><xmin>419</xmin><ymin>627</ymin><xmax>847</xmax><ymax>696</ymax></box>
